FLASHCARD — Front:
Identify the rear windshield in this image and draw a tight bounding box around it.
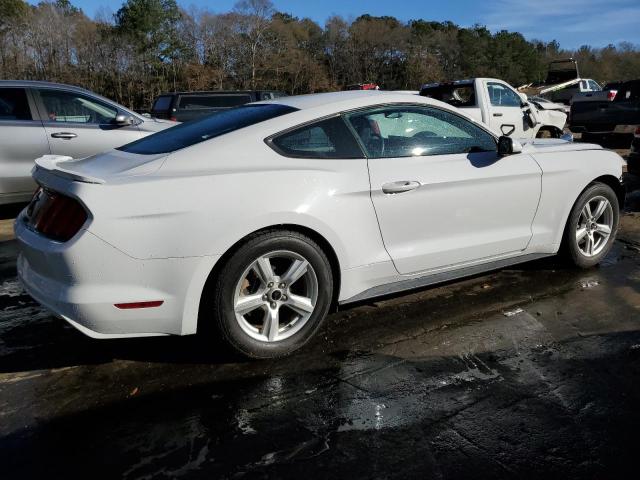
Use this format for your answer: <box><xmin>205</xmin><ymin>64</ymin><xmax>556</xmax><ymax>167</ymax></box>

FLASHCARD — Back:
<box><xmin>152</xmin><ymin>96</ymin><xmax>173</xmax><ymax>111</ymax></box>
<box><xmin>178</xmin><ymin>94</ymin><xmax>252</xmax><ymax>110</ymax></box>
<box><xmin>420</xmin><ymin>84</ymin><xmax>476</xmax><ymax>108</ymax></box>
<box><xmin>118</xmin><ymin>103</ymin><xmax>297</xmax><ymax>155</ymax></box>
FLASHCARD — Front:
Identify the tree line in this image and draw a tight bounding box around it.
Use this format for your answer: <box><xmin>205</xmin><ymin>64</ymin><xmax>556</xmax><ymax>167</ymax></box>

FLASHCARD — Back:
<box><xmin>1</xmin><ymin>0</ymin><xmax>639</xmax><ymax>111</ymax></box>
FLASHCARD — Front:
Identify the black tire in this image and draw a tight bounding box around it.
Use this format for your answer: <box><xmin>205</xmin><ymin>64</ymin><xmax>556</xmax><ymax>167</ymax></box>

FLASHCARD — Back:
<box><xmin>561</xmin><ymin>182</ymin><xmax>619</xmax><ymax>268</ymax></box>
<box><xmin>209</xmin><ymin>230</ymin><xmax>333</xmax><ymax>359</ymax></box>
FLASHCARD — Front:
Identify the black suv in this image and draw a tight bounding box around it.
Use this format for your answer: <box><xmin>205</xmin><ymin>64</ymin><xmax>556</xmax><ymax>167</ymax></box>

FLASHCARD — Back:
<box><xmin>151</xmin><ymin>90</ymin><xmax>287</xmax><ymax>122</ymax></box>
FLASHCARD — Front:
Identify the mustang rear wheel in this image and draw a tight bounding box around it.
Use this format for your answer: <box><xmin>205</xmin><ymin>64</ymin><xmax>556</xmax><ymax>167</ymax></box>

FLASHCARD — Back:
<box><xmin>562</xmin><ymin>183</ymin><xmax>619</xmax><ymax>268</ymax></box>
<box><xmin>211</xmin><ymin>230</ymin><xmax>333</xmax><ymax>358</ymax></box>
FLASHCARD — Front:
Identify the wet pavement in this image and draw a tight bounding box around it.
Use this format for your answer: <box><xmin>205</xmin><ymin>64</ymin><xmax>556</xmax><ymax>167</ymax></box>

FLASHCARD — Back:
<box><xmin>2</xmin><ymin>199</ymin><xmax>640</xmax><ymax>479</ymax></box>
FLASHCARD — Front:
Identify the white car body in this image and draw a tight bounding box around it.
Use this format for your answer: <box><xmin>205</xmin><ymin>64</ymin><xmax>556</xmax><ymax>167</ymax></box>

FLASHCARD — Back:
<box><xmin>15</xmin><ymin>91</ymin><xmax>624</xmax><ymax>339</ymax></box>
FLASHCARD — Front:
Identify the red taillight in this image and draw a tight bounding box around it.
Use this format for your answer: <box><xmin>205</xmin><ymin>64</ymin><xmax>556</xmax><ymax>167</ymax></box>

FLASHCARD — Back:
<box><xmin>635</xmin><ymin>126</ymin><xmax>640</xmax><ymax>136</ymax></box>
<box><xmin>169</xmin><ymin>116</ymin><xmax>177</xmax><ymax>122</ymax></box>
<box><xmin>26</xmin><ymin>188</ymin><xmax>88</xmax><ymax>242</ymax></box>
<box><xmin>607</xmin><ymin>90</ymin><xmax>618</xmax><ymax>101</ymax></box>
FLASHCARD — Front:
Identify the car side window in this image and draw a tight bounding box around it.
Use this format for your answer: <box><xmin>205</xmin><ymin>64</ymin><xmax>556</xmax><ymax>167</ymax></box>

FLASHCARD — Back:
<box><xmin>588</xmin><ymin>80</ymin><xmax>601</xmax><ymax>91</ymax></box>
<box><xmin>487</xmin><ymin>82</ymin><xmax>522</xmax><ymax>107</ymax></box>
<box><xmin>271</xmin><ymin>116</ymin><xmax>364</xmax><ymax>159</ymax></box>
<box><xmin>0</xmin><ymin>88</ymin><xmax>32</xmax><ymax>121</ymax></box>
<box><xmin>37</xmin><ymin>89</ymin><xmax>117</xmax><ymax>124</ymax></box>
<box><xmin>345</xmin><ymin>105</ymin><xmax>496</xmax><ymax>159</ymax></box>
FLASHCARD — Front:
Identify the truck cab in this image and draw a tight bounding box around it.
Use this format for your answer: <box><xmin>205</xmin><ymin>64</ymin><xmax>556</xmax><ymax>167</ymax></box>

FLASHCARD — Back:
<box><xmin>420</xmin><ymin>78</ymin><xmax>567</xmax><ymax>139</ymax></box>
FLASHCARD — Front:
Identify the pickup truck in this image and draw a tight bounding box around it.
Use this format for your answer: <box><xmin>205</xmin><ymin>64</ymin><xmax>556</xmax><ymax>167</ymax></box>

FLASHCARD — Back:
<box><xmin>518</xmin><ymin>58</ymin><xmax>602</xmax><ymax>105</ymax></box>
<box><xmin>569</xmin><ymin>79</ymin><xmax>640</xmax><ymax>138</ymax></box>
<box><xmin>420</xmin><ymin>78</ymin><xmax>567</xmax><ymax>139</ymax></box>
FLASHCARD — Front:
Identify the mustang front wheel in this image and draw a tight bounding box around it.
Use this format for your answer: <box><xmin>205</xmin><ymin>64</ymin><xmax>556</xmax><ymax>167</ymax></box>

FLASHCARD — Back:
<box><xmin>562</xmin><ymin>182</ymin><xmax>619</xmax><ymax>268</ymax></box>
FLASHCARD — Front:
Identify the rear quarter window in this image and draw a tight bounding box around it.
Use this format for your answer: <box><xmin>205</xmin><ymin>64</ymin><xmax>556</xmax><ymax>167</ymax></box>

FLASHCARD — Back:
<box><xmin>0</xmin><ymin>88</ymin><xmax>32</xmax><ymax>121</ymax></box>
<box><xmin>270</xmin><ymin>116</ymin><xmax>364</xmax><ymax>159</ymax></box>
<box><xmin>118</xmin><ymin>103</ymin><xmax>297</xmax><ymax>155</ymax></box>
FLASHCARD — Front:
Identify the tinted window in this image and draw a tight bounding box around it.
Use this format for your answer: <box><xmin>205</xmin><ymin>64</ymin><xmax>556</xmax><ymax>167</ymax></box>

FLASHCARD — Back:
<box><xmin>271</xmin><ymin>116</ymin><xmax>363</xmax><ymax>159</ymax></box>
<box><xmin>0</xmin><ymin>88</ymin><xmax>32</xmax><ymax>121</ymax></box>
<box><xmin>38</xmin><ymin>89</ymin><xmax>117</xmax><ymax>124</ymax></box>
<box><xmin>152</xmin><ymin>96</ymin><xmax>173</xmax><ymax>111</ymax></box>
<box><xmin>119</xmin><ymin>104</ymin><xmax>297</xmax><ymax>155</ymax></box>
<box><xmin>487</xmin><ymin>83</ymin><xmax>522</xmax><ymax>107</ymax></box>
<box><xmin>346</xmin><ymin>106</ymin><xmax>496</xmax><ymax>158</ymax></box>
<box><xmin>420</xmin><ymin>84</ymin><xmax>476</xmax><ymax>108</ymax></box>
<box><xmin>178</xmin><ymin>95</ymin><xmax>252</xmax><ymax>110</ymax></box>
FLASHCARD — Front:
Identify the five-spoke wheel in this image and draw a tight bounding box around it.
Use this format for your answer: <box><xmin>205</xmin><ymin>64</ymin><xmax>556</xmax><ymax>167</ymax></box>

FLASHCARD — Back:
<box><xmin>563</xmin><ymin>182</ymin><xmax>619</xmax><ymax>268</ymax></box>
<box><xmin>211</xmin><ymin>230</ymin><xmax>333</xmax><ymax>358</ymax></box>
<box><xmin>233</xmin><ymin>251</ymin><xmax>318</xmax><ymax>342</ymax></box>
<box><xmin>575</xmin><ymin>196</ymin><xmax>614</xmax><ymax>257</ymax></box>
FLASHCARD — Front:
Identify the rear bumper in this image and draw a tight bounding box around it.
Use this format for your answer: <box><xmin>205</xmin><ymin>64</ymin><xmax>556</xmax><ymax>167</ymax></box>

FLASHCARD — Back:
<box><xmin>15</xmin><ymin>214</ymin><xmax>219</xmax><ymax>338</ymax></box>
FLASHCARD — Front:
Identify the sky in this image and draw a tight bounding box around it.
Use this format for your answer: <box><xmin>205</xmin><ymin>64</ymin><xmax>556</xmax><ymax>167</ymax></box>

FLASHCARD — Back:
<box><xmin>28</xmin><ymin>0</ymin><xmax>640</xmax><ymax>49</ymax></box>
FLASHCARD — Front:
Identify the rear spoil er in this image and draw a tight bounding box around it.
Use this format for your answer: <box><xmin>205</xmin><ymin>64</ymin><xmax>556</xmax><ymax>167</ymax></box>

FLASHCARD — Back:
<box><xmin>340</xmin><ymin>253</ymin><xmax>553</xmax><ymax>305</ymax></box>
<box><xmin>34</xmin><ymin>156</ymin><xmax>105</xmax><ymax>184</ymax></box>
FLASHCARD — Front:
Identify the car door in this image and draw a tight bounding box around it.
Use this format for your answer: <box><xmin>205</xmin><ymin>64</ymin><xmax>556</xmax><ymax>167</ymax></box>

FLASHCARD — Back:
<box><xmin>485</xmin><ymin>81</ymin><xmax>530</xmax><ymax>137</ymax></box>
<box><xmin>33</xmin><ymin>88</ymin><xmax>143</xmax><ymax>159</ymax></box>
<box><xmin>345</xmin><ymin>104</ymin><xmax>542</xmax><ymax>275</ymax></box>
<box><xmin>0</xmin><ymin>87</ymin><xmax>50</xmax><ymax>200</ymax></box>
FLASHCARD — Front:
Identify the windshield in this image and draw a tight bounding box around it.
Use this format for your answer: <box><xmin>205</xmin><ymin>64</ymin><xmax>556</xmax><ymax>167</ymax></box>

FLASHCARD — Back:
<box><xmin>118</xmin><ymin>103</ymin><xmax>297</xmax><ymax>155</ymax></box>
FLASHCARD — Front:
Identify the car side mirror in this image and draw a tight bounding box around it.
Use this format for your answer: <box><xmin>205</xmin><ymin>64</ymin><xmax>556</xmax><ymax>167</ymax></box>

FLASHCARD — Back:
<box><xmin>114</xmin><ymin>114</ymin><xmax>133</xmax><ymax>126</ymax></box>
<box><xmin>498</xmin><ymin>136</ymin><xmax>523</xmax><ymax>156</ymax></box>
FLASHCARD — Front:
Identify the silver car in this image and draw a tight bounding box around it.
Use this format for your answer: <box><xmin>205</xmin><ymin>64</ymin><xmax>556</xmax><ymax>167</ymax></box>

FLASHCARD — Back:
<box><xmin>0</xmin><ymin>80</ymin><xmax>174</xmax><ymax>205</ymax></box>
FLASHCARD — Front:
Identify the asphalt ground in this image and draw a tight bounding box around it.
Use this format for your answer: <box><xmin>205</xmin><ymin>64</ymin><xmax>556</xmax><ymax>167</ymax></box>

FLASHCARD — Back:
<box><xmin>1</xmin><ymin>142</ymin><xmax>640</xmax><ymax>479</ymax></box>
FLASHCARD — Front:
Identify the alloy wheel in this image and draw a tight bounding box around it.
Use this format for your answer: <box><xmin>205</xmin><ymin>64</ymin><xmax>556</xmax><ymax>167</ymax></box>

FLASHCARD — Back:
<box><xmin>576</xmin><ymin>195</ymin><xmax>613</xmax><ymax>257</ymax></box>
<box><xmin>233</xmin><ymin>250</ymin><xmax>318</xmax><ymax>342</ymax></box>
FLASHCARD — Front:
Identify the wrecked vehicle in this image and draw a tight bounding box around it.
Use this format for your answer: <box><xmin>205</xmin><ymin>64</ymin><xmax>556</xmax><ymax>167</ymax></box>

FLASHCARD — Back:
<box><xmin>570</xmin><ymin>79</ymin><xmax>640</xmax><ymax>138</ymax></box>
<box><xmin>519</xmin><ymin>58</ymin><xmax>602</xmax><ymax>105</ymax></box>
<box><xmin>420</xmin><ymin>78</ymin><xmax>567</xmax><ymax>138</ymax></box>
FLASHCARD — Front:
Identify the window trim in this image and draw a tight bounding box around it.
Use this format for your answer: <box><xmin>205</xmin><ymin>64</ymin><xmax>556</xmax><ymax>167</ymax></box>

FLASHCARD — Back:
<box><xmin>32</xmin><ymin>87</ymin><xmax>140</xmax><ymax>126</ymax></box>
<box><xmin>340</xmin><ymin>103</ymin><xmax>499</xmax><ymax>159</ymax></box>
<box><xmin>265</xmin><ymin>113</ymin><xmax>366</xmax><ymax>160</ymax></box>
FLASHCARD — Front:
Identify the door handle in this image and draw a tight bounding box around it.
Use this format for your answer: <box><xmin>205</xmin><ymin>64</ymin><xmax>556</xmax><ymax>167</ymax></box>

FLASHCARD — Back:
<box><xmin>382</xmin><ymin>181</ymin><xmax>421</xmax><ymax>194</ymax></box>
<box><xmin>493</xmin><ymin>113</ymin><xmax>503</xmax><ymax>117</ymax></box>
<box><xmin>51</xmin><ymin>132</ymin><xmax>77</xmax><ymax>139</ymax></box>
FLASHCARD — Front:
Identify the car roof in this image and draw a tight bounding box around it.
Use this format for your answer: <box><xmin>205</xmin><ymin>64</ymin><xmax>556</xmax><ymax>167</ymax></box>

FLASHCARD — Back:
<box><xmin>258</xmin><ymin>90</ymin><xmax>433</xmax><ymax>110</ymax></box>
<box><xmin>0</xmin><ymin>80</ymin><xmax>143</xmax><ymax>120</ymax></box>
<box><xmin>250</xmin><ymin>90</ymin><xmax>496</xmax><ymax>136</ymax></box>
<box><xmin>0</xmin><ymin>79</ymin><xmax>98</xmax><ymax>95</ymax></box>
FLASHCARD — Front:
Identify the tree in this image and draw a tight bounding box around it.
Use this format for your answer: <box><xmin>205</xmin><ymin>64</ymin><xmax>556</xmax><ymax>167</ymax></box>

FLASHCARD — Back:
<box><xmin>234</xmin><ymin>0</ymin><xmax>275</xmax><ymax>88</ymax></box>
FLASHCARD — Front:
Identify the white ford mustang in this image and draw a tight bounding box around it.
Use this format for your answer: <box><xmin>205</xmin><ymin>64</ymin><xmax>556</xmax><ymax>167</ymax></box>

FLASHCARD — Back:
<box><xmin>15</xmin><ymin>91</ymin><xmax>625</xmax><ymax>358</ymax></box>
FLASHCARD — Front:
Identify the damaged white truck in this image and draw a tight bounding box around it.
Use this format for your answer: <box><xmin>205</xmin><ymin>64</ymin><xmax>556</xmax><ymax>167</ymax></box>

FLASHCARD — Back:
<box><xmin>420</xmin><ymin>78</ymin><xmax>567</xmax><ymax>139</ymax></box>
